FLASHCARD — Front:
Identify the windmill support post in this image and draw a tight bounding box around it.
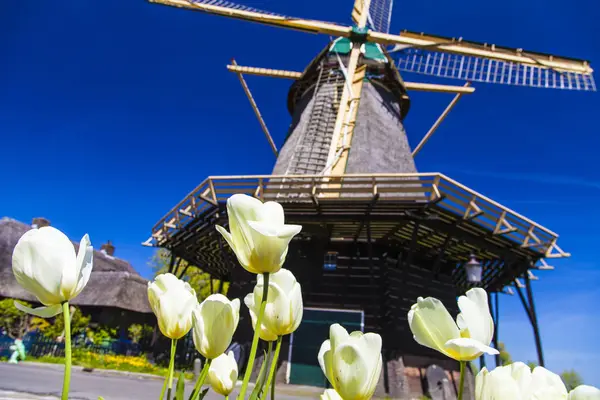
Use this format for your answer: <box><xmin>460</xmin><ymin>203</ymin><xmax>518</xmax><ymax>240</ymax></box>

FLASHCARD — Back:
<box><xmin>231</xmin><ymin>59</ymin><xmax>278</xmax><ymax>157</ymax></box>
<box><xmin>514</xmin><ymin>273</ymin><xmax>545</xmax><ymax>367</ymax></box>
<box><xmin>412</xmin><ymin>82</ymin><xmax>471</xmax><ymax>157</ymax></box>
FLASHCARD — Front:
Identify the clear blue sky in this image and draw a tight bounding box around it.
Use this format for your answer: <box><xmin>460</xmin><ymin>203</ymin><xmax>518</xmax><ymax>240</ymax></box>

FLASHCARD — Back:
<box><xmin>2</xmin><ymin>0</ymin><xmax>599</xmax><ymax>386</ymax></box>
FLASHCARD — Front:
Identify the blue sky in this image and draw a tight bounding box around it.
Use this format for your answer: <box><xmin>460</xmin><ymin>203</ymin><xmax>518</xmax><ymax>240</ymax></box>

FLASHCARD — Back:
<box><xmin>2</xmin><ymin>0</ymin><xmax>599</xmax><ymax>386</ymax></box>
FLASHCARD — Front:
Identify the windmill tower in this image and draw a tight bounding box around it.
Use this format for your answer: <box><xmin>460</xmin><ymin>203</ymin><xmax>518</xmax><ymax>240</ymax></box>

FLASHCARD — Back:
<box><xmin>145</xmin><ymin>0</ymin><xmax>595</xmax><ymax>398</ymax></box>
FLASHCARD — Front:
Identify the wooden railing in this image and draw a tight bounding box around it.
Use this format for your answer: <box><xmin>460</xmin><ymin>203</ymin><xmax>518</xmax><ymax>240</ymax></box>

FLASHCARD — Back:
<box><xmin>146</xmin><ymin>173</ymin><xmax>568</xmax><ymax>259</ymax></box>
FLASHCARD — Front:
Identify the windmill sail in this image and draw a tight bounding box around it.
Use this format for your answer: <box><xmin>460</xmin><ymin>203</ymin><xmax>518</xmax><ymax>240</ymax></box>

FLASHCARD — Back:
<box><xmin>367</xmin><ymin>0</ymin><xmax>393</xmax><ymax>33</ymax></box>
<box><xmin>392</xmin><ymin>31</ymin><xmax>596</xmax><ymax>91</ymax></box>
<box><xmin>395</xmin><ymin>48</ymin><xmax>596</xmax><ymax>91</ymax></box>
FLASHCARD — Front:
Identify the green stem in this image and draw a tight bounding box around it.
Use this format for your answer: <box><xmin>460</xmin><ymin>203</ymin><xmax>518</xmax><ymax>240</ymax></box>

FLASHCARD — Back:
<box><xmin>262</xmin><ymin>337</ymin><xmax>282</xmax><ymax>400</ymax></box>
<box><xmin>189</xmin><ymin>359</ymin><xmax>211</xmax><ymax>400</ymax></box>
<box><xmin>61</xmin><ymin>302</ymin><xmax>71</xmax><ymax>400</ymax></box>
<box><xmin>457</xmin><ymin>361</ymin><xmax>466</xmax><ymax>400</ymax></box>
<box><xmin>239</xmin><ymin>273</ymin><xmax>270</xmax><ymax>399</ymax></box>
<box><xmin>166</xmin><ymin>339</ymin><xmax>178</xmax><ymax>400</ymax></box>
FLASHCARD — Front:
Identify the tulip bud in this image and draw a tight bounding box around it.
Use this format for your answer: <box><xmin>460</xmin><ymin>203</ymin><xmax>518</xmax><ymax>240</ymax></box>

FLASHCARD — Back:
<box><xmin>192</xmin><ymin>294</ymin><xmax>240</xmax><ymax>359</ymax></box>
<box><xmin>408</xmin><ymin>288</ymin><xmax>498</xmax><ymax>361</ymax></box>
<box><xmin>244</xmin><ymin>269</ymin><xmax>303</xmax><ymax>340</ymax></box>
<box><xmin>12</xmin><ymin>226</ymin><xmax>93</xmax><ymax>318</ymax></box>
<box><xmin>569</xmin><ymin>385</ymin><xmax>600</xmax><ymax>400</ymax></box>
<box><xmin>318</xmin><ymin>324</ymin><xmax>382</xmax><ymax>400</ymax></box>
<box><xmin>148</xmin><ymin>273</ymin><xmax>197</xmax><ymax>339</ymax></box>
<box><xmin>216</xmin><ymin>194</ymin><xmax>302</xmax><ymax>274</ymax></box>
<box><xmin>208</xmin><ymin>351</ymin><xmax>239</xmax><ymax>396</ymax></box>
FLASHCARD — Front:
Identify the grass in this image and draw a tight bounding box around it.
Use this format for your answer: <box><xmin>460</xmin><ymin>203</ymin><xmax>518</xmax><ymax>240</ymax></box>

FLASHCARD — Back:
<box><xmin>27</xmin><ymin>350</ymin><xmax>194</xmax><ymax>380</ymax></box>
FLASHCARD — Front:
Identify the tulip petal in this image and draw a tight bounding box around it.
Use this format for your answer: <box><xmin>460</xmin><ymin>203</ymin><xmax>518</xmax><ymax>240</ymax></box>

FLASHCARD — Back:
<box><xmin>318</xmin><ymin>340</ymin><xmax>334</xmax><ymax>388</ymax></box>
<box><xmin>227</xmin><ymin>194</ymin><xmax>262</xmax><ymax>262</ymax></box>
<box><xmin>408</xmin><ymin>297</ymin><xmax>460</xmax><ymax>358</ymax></box>
<box><xmin>216</xmin><ymin>225</ymin><xmax>255</xmax><ymax>272</ymax></box>
<box><xmin>530</xmin><ymin>367</ymin><xmax>568</xmax><ymax>400</ymax></box>
<box><xmin>507</xmin><ymin>362</ymin><xmax>533</xmax><ymax>398</ymax></box>
<box><xmin>256</xmin><ymin>201</ymin><xmax>286</xmax><ymax>225</ymax></box>
<box><xmin>321</xmin><ymin>389</ymin><xmax>343</xmax><ymax>400</ymax></box>
<box><xmin>73</xmin><ymin>234</ymin><xmax>93</xmax><ymax>297</ymax></box>
<box><xmin>475</xmin><ymin>367</ymin><xmax>489</xmax><ymax>400</ymax></box>
<box><xmin>14</xmin><ymin>301</ymin><xmax>63</xmax><ymax>318</ymax></box>
<box><xmin>270</xmin><ymin>268</ymin><xmax>297</xmax><ymax>295</ymax></box>
<box><xmin>332</xmin><ymin>342</ymin><xmax>370</xmax><ymax>400</ymax></box>
<box><xmin>262</xmin><ymin>281</ymin><xmax>292</xmax><ymax>335</ymax></box>
<box><xmin>569</xmin><ymin>385</ymin><xmax>600</xmax><ymax>400</ymax></box>
<box><xmin>443</xmin><ymin>337</ymin><xmax>499</xmax><ymax>361</ymax></box>
<box><xmin>457</xmin><ymin>288</ymin><xmax>494</xmax><ymax>346</ymax></box>
<box><xmin>289</xmin><ymin>283</ymin><xmax>303</xmax><ymax>332</ymax></box>
<box><xmin>329</xmin><ymin>324</ymin><xmax>350</xmax><ymax>351</ymax></box>
<box><xmin>245</xmin><ymin>292</ymin><xmax>277</xmax><ymax>342</ymax></box>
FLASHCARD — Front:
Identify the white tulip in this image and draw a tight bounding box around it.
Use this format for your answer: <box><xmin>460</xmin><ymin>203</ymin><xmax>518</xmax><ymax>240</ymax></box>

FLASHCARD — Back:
<box><xmin>192</xmin><ymin>294</ymin><xmax>240</xmax><ymax>359</ymax></box>
<box><xmin>475</xmin><ymin>362</ymin><xmax>590</xmax><ymax>400</ymax></box>
<box><xmin>244</xmin><ymin>268</ymin><xmax>303</xmax><ymax>340</ymax></box>
<box><xmin>318</xmin><ymin>324</ymin><xmax>382</xmax><ymax>400</ymax></box>
<box><xmin>148</xmin><ymin>273</ymin><xmax>198</xmax><ymax>339</ymax></box>
<box><xmin>321</xmin><ymin>389</ymin><xmax>343</xmax><ymax>400</ymax></box>
<box><xmin>208</xmin><ymin>351</ymin><xmax>239</xmax><ymax>396</ymax></box>
<box><xmin>216</xmin><ymin>194</ymin><xmax>302</xmax><ymax>274</ymax></box>
<box><xmin>12</xmin><ymin>226</ymin><xmax>93</xmax><ymax>318</ymax></box>
<box><xmin>408</xmin><ymin>288</ymin><xmax>498</xmax><ymax>361</ymax></box>
<box><xmin>569</xmin><ymin>385</ymin><xmax>600</xmax><ymax>400</ymax></box>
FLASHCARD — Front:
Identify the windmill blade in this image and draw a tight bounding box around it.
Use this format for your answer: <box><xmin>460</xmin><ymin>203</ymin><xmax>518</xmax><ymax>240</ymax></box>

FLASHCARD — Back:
<box><xmin>370</xmin><ymin>30</ymin><xmax>593</xmax><ymax>71</ymax></box>
<box><xmin>368</xmin><ymin>0</ymin><xmax>394</xmax><ymax>33</ymax></box>
<box><xmin>395</xmin><ymin>48</ymin><xmax>596</xmax><ymax>91</ymax></box>
<box><xmin>150</xmin><ymin>0</ymin><xmax>349</xmax><ymax>36</ymax></box>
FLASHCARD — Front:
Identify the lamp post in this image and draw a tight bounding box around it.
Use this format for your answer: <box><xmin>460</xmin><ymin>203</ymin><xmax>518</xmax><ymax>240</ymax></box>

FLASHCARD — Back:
<box><xmin>465</xmin><ymin>254</ymin><xmax>483</xmax><ymax>284</ymax></box>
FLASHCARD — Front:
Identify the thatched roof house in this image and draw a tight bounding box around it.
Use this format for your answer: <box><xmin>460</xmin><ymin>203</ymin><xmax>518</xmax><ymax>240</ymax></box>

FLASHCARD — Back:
<box><xmin>0</xmin><ymin>217</ymin><xmax>152</xmax><ymax>319</ymax></box>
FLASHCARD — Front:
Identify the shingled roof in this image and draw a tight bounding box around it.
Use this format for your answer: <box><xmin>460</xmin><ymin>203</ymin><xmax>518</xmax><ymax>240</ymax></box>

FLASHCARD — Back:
<box><xmin>0</xmin><ymin>217</ymin><xmax>152</xmax><ymax>314</ymax></box>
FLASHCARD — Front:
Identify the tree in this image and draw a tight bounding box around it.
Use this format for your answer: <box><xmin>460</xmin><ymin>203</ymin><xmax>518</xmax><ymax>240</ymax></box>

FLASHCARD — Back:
<box><xmin>498</xmin><ymin>342</ymin><xmax>512</xmax><ymax>366</ymax></box>
<box><xmin>0</xmin><ymin>299</ymin><xmax>32</xmax><ymax>338</ymax></box>
<box><xmin>150</xmin><ymin>249</ymin><xmax>230</xmax><ymax>302</ymax></box>
<box><xmin>526</xmin><ymin>361</ymin><xmax>538</xmax><ymax>370</ymax></box>
<box><xmin>561</xmin><ymin>369</ymin><xmax>583</xmax><ymax>391</ymax></box>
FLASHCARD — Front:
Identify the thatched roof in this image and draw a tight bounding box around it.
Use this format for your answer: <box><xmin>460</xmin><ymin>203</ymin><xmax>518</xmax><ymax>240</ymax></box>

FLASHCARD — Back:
<box><xmin>0</xmin><ymin>217</ymin><xmax>152</xmax><ymax>314</ymax></box>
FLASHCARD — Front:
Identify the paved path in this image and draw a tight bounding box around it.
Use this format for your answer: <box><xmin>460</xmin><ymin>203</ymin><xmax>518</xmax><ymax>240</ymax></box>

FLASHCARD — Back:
<box><xmin>0</xmin><ymin>363</ymin><xmax>321</xmax><ymax>399</ymax></box>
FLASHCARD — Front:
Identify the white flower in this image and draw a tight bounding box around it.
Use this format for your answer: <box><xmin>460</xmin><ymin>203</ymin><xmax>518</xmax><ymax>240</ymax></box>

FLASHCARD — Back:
<box><xmin>244</xmin><ymin>268</ymin><xmax>303</xmax><ymax>340</ymax></box>
<box><xmin>408</xmin><ymin>288</ymin><xmax>498</xmax><ymax>361</ymax></box>
<box><xmin>475</xmin><ymin>362</ymin><xmax>598</xmax><ymax>400</ymax></box>
<box><xmin>321</xmin><ymin>389</ymin><xmax>343</xmax><ymax>400</ymax></box>
<box><xmin>208</xmin><ymin>351</ymin><xmax>238</xmax><ymax>396</ymax></box>
<box><xmin>192</xmin><ymin>294</ymin><xmax>240</xmax><ymax>359</ymax></box>
<box><xmin>148</xmin><ymin>273</ymin><xmax>198</xmax><ymax>339</ymax></box>
<box><xmin>216</xmin><ymin>194</ymin><xmax>302</xmax><ymax>274</ymax></box>
<box><xmin>569</xmin><ymin>385</ymin><xmax>600</xmax><ymax>400</ymax></box>
<box><xmin>318</xmin><ymin>324</ymin><xmax>382</xmax><ymax>400</ymax></box>
<box><xmin>12</xmin><ymin>226</ymin><xmax>93</xmax><ymax>317</ymax></box>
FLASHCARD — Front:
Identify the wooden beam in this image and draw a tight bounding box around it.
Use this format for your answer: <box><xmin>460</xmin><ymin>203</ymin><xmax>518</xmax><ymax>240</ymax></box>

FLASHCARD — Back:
<box><xmin>226</xmin><ymin>64</ymin><xmax>302</xmax><ymax>79</ymax></box>
<box><xmin>404</xmin><ymin>82</ymin><xmax>475</xmax><ymax>94</ymax></box>
<box><xmin>231</xmin><ymin>59</ymin><xmax>278</xmax><ymax>157</ymax></box>
<box><xmin>226</xmin><ymin>64</ymin><xmax>476</xmax><ymax>94</ymax></box>
<box><xmin>412</xmin><ymin>82</ymin><xmax>471</xmax><ymax>157</ymax></box>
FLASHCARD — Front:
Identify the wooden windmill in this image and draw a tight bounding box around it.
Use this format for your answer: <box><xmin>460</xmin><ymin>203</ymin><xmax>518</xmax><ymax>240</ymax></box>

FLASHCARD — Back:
<box><xmin>145</xmin><ymin>0</ymin><xmax>595</xmax><ymax>398</ymax></box>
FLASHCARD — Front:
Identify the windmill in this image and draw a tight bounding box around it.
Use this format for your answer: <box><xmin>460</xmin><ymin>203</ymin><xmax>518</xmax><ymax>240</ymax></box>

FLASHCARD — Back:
<box><xmin>145</xmin><ymin>0</ymin><xmax>594</xmax><ymax>398</ymax></box>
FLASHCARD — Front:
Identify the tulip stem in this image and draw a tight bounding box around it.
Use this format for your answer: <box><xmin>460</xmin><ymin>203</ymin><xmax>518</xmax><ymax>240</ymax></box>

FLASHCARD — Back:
<box><xmin>165</xmin><ymin>339</ymin><xmax>178</xmax><ymax>400</ymax></box>
<box><xmin>263</xmin><ymin>336</ymin><xmax>282</xmax><ymax>400</ymax></box>
<box><xmin>190</xmin><ymin>359</ymin><xmax>211</xmax><ymax>400</ymax></box>
<box><xmin>60</xmin><ymin>302</ymin><xmax>71</xmax><ymax>400</ymax></box>
<box><xmin>239</xmin><ymin>273</ymin><xmax>270</xmax><ymax>400</ymax></box>
<box><xmin>457</xmin><ymin>361</ymin><xmax>466</xmax><ymax>400</ymax></box>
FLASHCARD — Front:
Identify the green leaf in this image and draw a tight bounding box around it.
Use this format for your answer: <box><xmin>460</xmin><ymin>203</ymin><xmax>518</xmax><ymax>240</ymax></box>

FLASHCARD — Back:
<box><xmin>98</xmin><ymin>397</ymin><xmax>105</xmax><ymax>400</ymax></box>
<box><xmin>197</xmin><ymin>388</ymin><xmax>209</xmax><ymax>400</ymax></box>
<box><xmin>175</xmin><ymin>371</ymin><xmax>186</xmax><ymax>400</ymax></box>
<box><xmin>249</xmin><ymin>351</ymin><xmax>270</xmax><ymax>400</ymax></box>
